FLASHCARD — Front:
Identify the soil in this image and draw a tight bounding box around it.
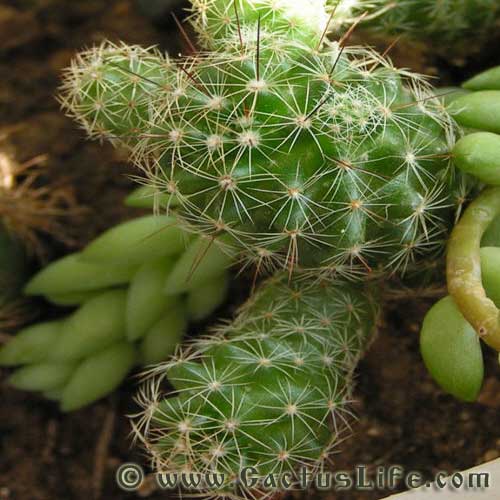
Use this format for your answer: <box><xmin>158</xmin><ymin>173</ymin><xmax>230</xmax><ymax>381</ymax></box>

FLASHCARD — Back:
<box><xmin>1</xmin><ymin>2</ymin><xmax>499</xmax><ymax>500</ymax></box>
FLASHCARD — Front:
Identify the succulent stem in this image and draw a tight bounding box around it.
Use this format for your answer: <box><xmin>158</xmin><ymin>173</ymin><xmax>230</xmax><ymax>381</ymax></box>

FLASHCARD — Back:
<box><xmin>447</xmin><ymin>186</ymin><xmax>500</xmax><ymax>351</ymax></box>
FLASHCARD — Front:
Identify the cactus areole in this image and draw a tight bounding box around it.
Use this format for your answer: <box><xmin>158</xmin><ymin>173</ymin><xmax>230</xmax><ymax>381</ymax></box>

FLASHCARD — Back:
<box><xmin>60</xmin><ymin>0</ymin><xmax>471</xmax><ymax>281</ymax></box>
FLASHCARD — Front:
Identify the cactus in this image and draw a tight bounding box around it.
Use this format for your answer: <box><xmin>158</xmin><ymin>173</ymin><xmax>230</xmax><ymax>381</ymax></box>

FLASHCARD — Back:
<box><xmin>59</xmin><ymin>0</ymin><xmax>473</xmax><ymax>282</ymax></box>
<box><xmin>0</xmin><ymin>210</ymin><xmax>232</xmax><ymax>411</ymax></box>
<box><xmin>133</xmin><ymin>273</ymin><xmax>379</xmax><ymax>495</ymax></box>
<box><xmin>341</xmin><ymin>0</ymin><xmax>500</xmax><ymax>49</ymax></box>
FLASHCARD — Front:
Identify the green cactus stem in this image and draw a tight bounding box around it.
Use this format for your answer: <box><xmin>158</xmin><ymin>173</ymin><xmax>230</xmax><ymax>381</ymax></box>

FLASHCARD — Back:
<box><xmin>59</xmin><ymin>21</ymin><xmax>471</xmax><ymax>281</ymax></box>
<box><xmin>343</xmin><ymin>0</ymin><xmax>500</xmax><ymax>49</ymax></box>
<box><xmin>133</xmin><ymin>273</ymin><xmax>379</xmax><ymax>496</ymax></box>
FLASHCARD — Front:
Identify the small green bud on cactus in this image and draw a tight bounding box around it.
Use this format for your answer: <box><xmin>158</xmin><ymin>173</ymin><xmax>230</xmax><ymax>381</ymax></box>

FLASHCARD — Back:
<box><xmin>133</xmin><ymin>274</ymin><xmax>379</xmax><ymax>495</ymax></box>
<box><xmin>1</xmin><ymin>213</ymin><xmax>231</xmax><ymax>410</ymax></box>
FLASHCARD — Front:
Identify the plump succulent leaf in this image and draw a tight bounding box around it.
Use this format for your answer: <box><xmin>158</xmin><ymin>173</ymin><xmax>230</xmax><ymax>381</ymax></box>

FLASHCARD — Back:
<box><xmin>453</xmin><ymin>132</ymin><xmax>500</xmax><ymax>185</ymax></box>
<box><xmin>50</xmin><ymin>290</ymin><xmax>127</xmax><ymax>362</ymax></box>
<box><xmin>126</xmin><ymin>257</ymin><xmax>177</xmax><ymax>341</ymax></box>
<box><xmin>420</xmin><ymin>296</ymin><xmax>484</xmax><ymax>402</ymax></box>
<box><xmin>81</xmin><ymin>215</ymin><xmax>188</xmax><ymax>266</ymax></box>
<box><xmin>61</xmin><ymin>342</ymin><xmax>136</xmax><ymax>411</ymax></box>
<box><xmin>9</xmin><ymin>362</ymin><xmax>76</xmax><ymax>392</ymax></box>
<box><xmin>24</xmin><ymin>253</ymin><xmax>136</xmax><ymax>296</ymax></box>
<box><xmin>0</xmin><ymin>321</ymin><xmax>63</xmax><ymax>366</ymax></box>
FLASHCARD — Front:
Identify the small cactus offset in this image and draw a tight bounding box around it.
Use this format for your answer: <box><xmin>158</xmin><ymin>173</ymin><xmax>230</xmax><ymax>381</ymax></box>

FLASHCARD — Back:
<box><xmin>0</xmin><ymin>208</ymin><xmax>232</xmax><ymax>411</ymax></box>
<box><xmin>133</xmin><ymin>273</ymin><xmax>379</xmax><ymax>496</ymax></box>
<box><xmin>59</xmin><ymin>0</ymin><xmax>473</xmax><ymax>281</ymax></box>
<box><xmin>342</xmin><ymin>0</ymin><xmax>500</xmax><ymax>48</ymax></box>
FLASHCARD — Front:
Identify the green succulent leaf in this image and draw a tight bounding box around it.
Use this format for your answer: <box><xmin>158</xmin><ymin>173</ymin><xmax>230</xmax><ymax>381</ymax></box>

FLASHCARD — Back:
<box><xmin>25</xmin><ymin>253</ymin><xmax>136</xmax><ymax>296</ymax></box>
<box><xmin>125</xmin><ymin>185</ymin><xmax>178</xmax><ymax>209</ymax></box>
<box><xmin>463</xmin><ymin>66</ymin><xmax>500</xmax><ymax>91</ymax></box>
<box><xmin>61</xmin><ymin>342</ymin><xmax>136</xmax><ymax>411</ymax></box>
<box><xmin>9</xmin><ymin>363</ymin><xmax>75</xmax><ymax>392</ymax></box>
<box><xmin>81</xmin><ymin>215</ymin><xmax>187</xmax><ymax>266</ymax></box>
<box><xmin>186</xmin><ymin>274</ymin><xmax>229</xmax><ymax>321</ymax></box>
<box><xmin>480</xmin><ymin>247</ymin><xmax>500</xmax><ymax>308</ymax></box>
<box><xmin>50</xmin><ymin>290</ymin><xmax>127</xmax><ymax>362</ymax></box>
<box><xmin>453</xmin><ymin>132</ymin><xmax>500</xmax><ymax>185</ymax></box>
<box><xmin>449</xmin><ymin>91</ymin><xmax>500</xmax><ymax>134</ymax></box>
<box><xmin>0</xmin><ymin>321</ymin><xmax>64</xmax><ymax>366</ymax></box>
<box><xmin>140</xmin><ymin>307</ymin><xmax>187</xmax><ymax>365</ymax></box>
<box><xmin>164</xmin><ymin>237</ymin><xmax>232</xmax><ymax>295</ymax></box>
<box><xmin>126</xmin><ymin>257</ymin><xmax>177</xmax><ymax>341</ymax></box>
<box><xmin>420</xmin><ymin>296</ymin><xmax>484</xmax><ymax>402</ymax></box>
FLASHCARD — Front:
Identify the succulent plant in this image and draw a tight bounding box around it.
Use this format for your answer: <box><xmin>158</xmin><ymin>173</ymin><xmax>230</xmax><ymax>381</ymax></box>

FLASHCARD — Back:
<box><xmin>59</xmin><ymin>0</ymin><xmax>473</xmax><ymax>282</ymax></box>
<box><xmin>420</xmin><ymin>66</ymin><xmax>500</xmax><ymax>401</ymax></box>
<box><xmin>133</xmin><ymin>273</ymin><xmax>379</xmax><ymax>496</ymax></box>
<box><xmin>0</xmin><ymin>209</ymin><xmax>231</xmax><ymax>411</ymax></box>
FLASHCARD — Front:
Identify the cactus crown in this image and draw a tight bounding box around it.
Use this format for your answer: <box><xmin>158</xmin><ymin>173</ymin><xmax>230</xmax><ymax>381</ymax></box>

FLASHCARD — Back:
<box><xmin>133</xmin><ymin>274</ymin><xmax>378</xmax><ymax>496</ymax></box>
<box><xmin>59</xmin><ymin>0</ymin><xmax>471</xmax><ymax>282</ymax></box>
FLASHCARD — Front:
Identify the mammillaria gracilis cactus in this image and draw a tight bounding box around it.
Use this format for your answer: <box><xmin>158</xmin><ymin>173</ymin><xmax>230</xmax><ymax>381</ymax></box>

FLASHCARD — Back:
<box><xmin>60</xmin><ymin>0</ymin><xmax>472</xmax><ymax>281</ymax></box>
<box><xmin>133</xmin><ymin>273</ymin><xmax>379</xmax><ymax>496</ymax></box>
<box><xmin>344</xmin><ymin>0</ymin><xmax>500</xmax><ymax>48</ymax></box>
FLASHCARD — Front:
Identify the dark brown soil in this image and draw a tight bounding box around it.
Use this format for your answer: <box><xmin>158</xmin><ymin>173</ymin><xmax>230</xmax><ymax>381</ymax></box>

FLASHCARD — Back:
<box><xmin>1</xmin><ymin>2</ymin><xmax>499</xmax><ymax>500</ymax></box>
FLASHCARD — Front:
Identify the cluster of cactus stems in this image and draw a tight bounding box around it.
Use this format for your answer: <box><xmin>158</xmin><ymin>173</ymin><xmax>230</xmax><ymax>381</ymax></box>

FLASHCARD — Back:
<box><xmin>48</xmin><ymin>0</ymin><xmax>500</xmax><ymax>496</ymax></box>
<box><xmin>343</xmin><ymin>0</ymin><xmax>500</xmax><ymax>48</ymax></box>
<box><xmin>0</xmin><ymin>203</ymin><xmax>231</xmax><ymax>411</ymax></box>
<box><xmin>420</xmin><ymin>67</ymin><xmax>500</xmax><ymax>401</ymax></box>
<box><xmin>60</xmin><ymin>0</ymin><xmax>473</xmax><ymax>282</ymax></box>
<box><xmin>133</xmin><ymin>274</ymin><xmax>379</xmax><ymax>496</ymax></box>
